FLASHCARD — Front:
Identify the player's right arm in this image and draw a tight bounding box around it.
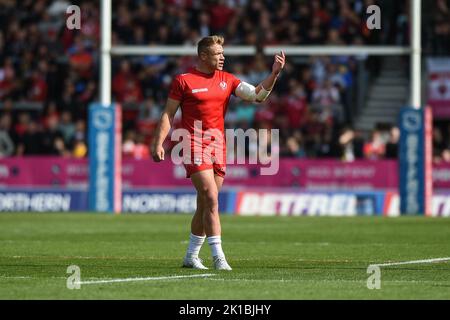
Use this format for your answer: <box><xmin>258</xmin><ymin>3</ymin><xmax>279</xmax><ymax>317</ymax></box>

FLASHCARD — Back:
<box><xmin>151</xmin><ymin>98</ymin><xmax>180</xmax><ymax>162</ymax></box>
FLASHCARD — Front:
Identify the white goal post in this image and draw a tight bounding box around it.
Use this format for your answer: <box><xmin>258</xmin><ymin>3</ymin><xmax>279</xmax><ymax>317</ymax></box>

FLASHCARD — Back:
<box><xmin>100</xmin><ymin>0</ymin><xmax>421</xmax><ymax>110</ymax></box>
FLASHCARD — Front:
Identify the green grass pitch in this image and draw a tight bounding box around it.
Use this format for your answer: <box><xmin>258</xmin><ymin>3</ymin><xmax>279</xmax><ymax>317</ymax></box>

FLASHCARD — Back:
<box><xmin>0</xmin><ymin>213</ymin><xmax>449</xmax><ymax>299</ymax></box>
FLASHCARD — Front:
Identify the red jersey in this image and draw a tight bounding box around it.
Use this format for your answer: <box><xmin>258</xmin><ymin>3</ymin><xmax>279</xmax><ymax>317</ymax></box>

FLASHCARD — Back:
<box><xmin>168</xmin><ymin>67</ymin><xmax>241</xmax><ymax>178</ymax></box>
<box><xmin>168</xmin><ymin>67</ymin><xmax>241</xmax><ymax>135</ymax></box>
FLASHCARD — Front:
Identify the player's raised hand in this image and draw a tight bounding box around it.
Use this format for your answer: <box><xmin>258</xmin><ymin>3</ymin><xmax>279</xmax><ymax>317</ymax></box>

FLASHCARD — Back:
<box><xmin>151</xmin><ymin>144</ymin><xmax>165</xmax><ymax>162</ymax></box>
<box><xmin>272</xmin><ymin>51</ymin><xmax>285</xmax><ymax>76</ymax></box>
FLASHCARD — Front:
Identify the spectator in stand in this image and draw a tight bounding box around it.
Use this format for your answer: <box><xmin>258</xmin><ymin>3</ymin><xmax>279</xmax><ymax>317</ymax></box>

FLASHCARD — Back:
<box><xmin>283</xmin><ymin>79</ymin><xmax>308</xmax><ymax>129</ymax></box>
<box><xmin>40</xmin><ymin>115</ymin><xmax>64</xmax><ymax>155</ymax></box>
<box><xmin>58</xmin><ymin>110</ymin><xmax>76</xmax><ymax>148</ymax></box>
<box><xmin>122</xmin><ymin>78</ymin><xmax>144</xmax><ymax>104</ymax></box>
<box><xmin>0</xmin><ymin>114</ymin><xmax>14</xmax><ymax>157</ymax></box>
<box><xmin>432</xmin><ymin>127</ymin><xmax>445</xmax><ymax>162</ymax></box>
<box><xmin>133</xmin><ymin>134</ymin><xmax>150</xmax><ymax>160</ymax></box>
<box><xmin>339</xmin><ymin>127</ymin><xmax>364</xmax><ymax>162</ymax></box>
<box><xmin>78</xmin><ymin>81</ymin><xmax>97</xmax><ymax>104</ymax></box>
<box><xmin>73</xmin><ymin>139</ymin><xmax>87</xmax><ymax>158</ymax></box>
<box><xmin>312</xmin><ymin>79</ymin><xmax>341</xmax><ymax>120</ymax></box>
<box><xmin>112</xmin><ymin>60</ymin><xmax>143</xmax><ymax>103</ymax></box>
<box><xmin>0</xmin><ymin>99</ymin><xmax>14</xmax><ymax>118</ymax></box>
<box><xmin>57</xmin><ymin>80</ymin><xmax>79</xmax><ymax>115</ymax></box>
<box><xmin>41</xmin><ymin>102</ymin><xmax>60</xmax><ymax>130</ymax></box>
<box><xmin>233</xmin><ymin>99</ymin><xmax>257</xmax><ymax>128</ymax></box>
<box><xmin>14</xmin><ymin>112</ymin><xmax>31</xmax><ymax>142</ymax></box>
<box><xmin>67</xmin><ymin>36</ymin><xmax>94</xmax><ymax>80</ymax></box>
<box><xmin>281</xmin><ymin>132</ymin><xmax>306</xmax><ymax>158</ymax></box>
<box><xmin>122</xmin><ymin>130</ymin><xmax>136</xmax><ymax>159</ymax></box>
<box><xmin>71</xmin><ymin>119</ymin><xmax>88</xmax><ymax>158</ymax></box>
<box><xmin>248</xmin><ymin>54</ymin><xmax>271</xmax><ymax>85</ymax></box>
<box><xmin>303</xmin><ymin>110</ymin><xmax>326</xmax><ymax>141</ymax></box>
<box><xmin>16</xmin><ymin>121</ymin><xmax>41</xmax><ymax>156</ymax></box>
<box><xmin>429</xmin><ymin>0</ymin><xmax>450</xmax><ymax>55</ymax></box>
<box><xmin>208</xmin><ymin>0</ymin><xmax>235</xmax><ymax>34</ymax></box>
<box><xmin>310</xmin><ymin>57</ymin><xmax>328</xmax><ymax>85</ymax></box>
<box><xmin>385</xmin><ymin>126</ymin><xmax>400</xmax><ymax>159</ymax></box>
<box><xmin>198</xmin><ymin>11</ymin><xmax>211</xmax><ymax>38</ymax></box>
<box><xmin>254</xmin><ymin>100</ymin><xmax>276</xmax><ymax>130</ymax></box>
<box><xmin>442</xmin><ymin>148</ymin><xmax>450</xmax><ymax>163</ymax></box>
<box><xmin>27</xmin><ymin>70</ymin><xmax>48</xmax><ymax>102</ymax></box>
<box><xmin>139</xmin><ymin>97</ymin><xmax>161</xmax><ymax>122</ymax></box>
<box><xmin>53</xmin><ymin>136</ymin><xmax>70</xmax><ymax>157</ymax></box>
<box><xmin>363</xmin><ymin>129</ymin><xmax>386</xmax><ymax>160</ymax></box>
<box><xmin>317</xmin><ymin>126</ymin><xmax>337</xmax><ymax>158</ymax></box>
<box><xmin>0</xmin><ymin>58</ymin><xmax>17</xmax><ymax>100</ymax></box>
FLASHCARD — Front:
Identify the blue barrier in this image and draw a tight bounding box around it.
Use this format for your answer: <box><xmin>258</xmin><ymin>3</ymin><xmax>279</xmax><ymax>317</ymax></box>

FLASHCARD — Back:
<box><xmin>0</xmin><ymin>188</ymin><xmax>448</xmax><ymax>217</ymax></box>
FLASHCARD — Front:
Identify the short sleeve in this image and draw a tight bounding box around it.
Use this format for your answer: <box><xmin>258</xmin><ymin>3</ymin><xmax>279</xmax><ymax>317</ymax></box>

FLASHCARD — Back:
<box><xmin>168</xmin><ymin>75</ymin><xmax>184</xmax><ymax>101</ymax></box>
<box><xmin>229</xmin><ymin>73</ymin><xmax>242</xmax><ymax>96</ymax></box>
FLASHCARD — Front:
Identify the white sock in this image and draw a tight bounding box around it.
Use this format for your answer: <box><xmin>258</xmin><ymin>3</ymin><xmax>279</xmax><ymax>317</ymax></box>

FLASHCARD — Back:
<box><xmin>186</xmin><ymin>233</ymin><xmax>205</xmax><ymax>258</ymax></box>
<box><xmin>207</xmin><ymin>236</ymin><xmax>225</xmax><ymax>258</ymax></box>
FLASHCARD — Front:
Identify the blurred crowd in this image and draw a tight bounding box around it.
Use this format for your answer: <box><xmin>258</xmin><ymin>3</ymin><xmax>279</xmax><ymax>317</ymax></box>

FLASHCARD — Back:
<box><xmin>1</xmin><ymin>0</ymin><xmax>450</xmax><ymax>162</ymax></box>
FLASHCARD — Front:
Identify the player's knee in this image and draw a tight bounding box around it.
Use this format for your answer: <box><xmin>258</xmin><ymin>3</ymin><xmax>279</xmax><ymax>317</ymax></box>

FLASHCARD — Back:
<box><xmin>200</xmin><ymin>189</ymin><xmax>218</xmax><ymax>209</ymax></box>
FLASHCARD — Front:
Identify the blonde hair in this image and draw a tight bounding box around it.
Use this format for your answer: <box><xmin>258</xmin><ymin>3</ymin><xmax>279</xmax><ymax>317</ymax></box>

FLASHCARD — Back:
<box><xmin>197</xmin><ymin>35</ymin><xmax>224</xmax><ymax>56</ymax></box>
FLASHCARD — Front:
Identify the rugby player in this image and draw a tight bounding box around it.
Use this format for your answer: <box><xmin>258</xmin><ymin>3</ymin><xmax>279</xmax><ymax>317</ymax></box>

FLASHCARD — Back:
<box><xmin>151</xmin><ymin>35</ymin><xmax>285</xmax><ymax>270</ymax></box>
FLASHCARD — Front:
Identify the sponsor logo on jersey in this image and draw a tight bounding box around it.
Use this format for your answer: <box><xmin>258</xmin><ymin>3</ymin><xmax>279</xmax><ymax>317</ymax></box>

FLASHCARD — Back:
<box><xmin>192</xmin><ymin>88</ymin><xmax>208</xmax><ymax>93</ymax></box>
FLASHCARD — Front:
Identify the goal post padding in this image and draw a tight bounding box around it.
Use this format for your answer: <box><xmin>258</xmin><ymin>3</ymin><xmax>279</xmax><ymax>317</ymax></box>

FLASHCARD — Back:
<box><xmin>399</xmin><ymin>107</ymin><xmax>433</xmax><ymax>215</ymax></box>
<box><xmin>88</xmin><ymin>103</ymin><xmax>122</xmax><ymax>213</ymax></box>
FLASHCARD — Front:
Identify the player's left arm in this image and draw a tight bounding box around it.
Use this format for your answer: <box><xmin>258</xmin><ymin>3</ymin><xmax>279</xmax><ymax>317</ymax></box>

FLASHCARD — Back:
<box><xmin>235</xmin><ymin>51</ymin><xmax>285</xmax><ymax>103</ymax></box>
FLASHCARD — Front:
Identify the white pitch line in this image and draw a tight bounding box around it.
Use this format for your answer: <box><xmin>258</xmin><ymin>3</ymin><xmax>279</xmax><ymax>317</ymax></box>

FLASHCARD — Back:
<box><xmin>207</xmin><ymin>278</ymin><xmax>450</xmax><ymax>284</ymax></box>
<box><xmin>78</xmin><ymin>273</ymin><xmax>216</xmax><ymax>285</ymax></box>
<box><xmin>373</xmin><ymin>257</ymin><xmax>450</xmax><ymax>267</ymax></box>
